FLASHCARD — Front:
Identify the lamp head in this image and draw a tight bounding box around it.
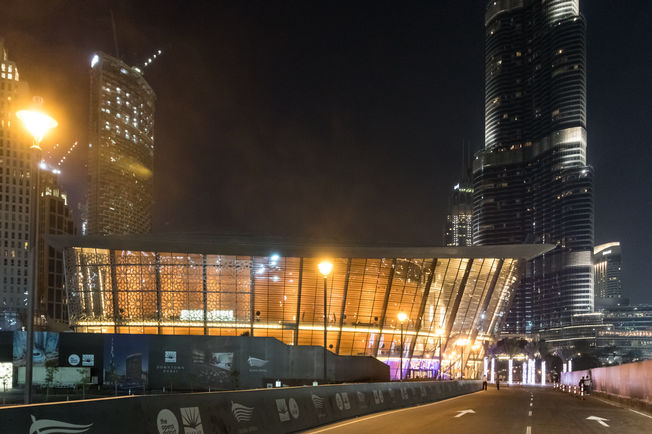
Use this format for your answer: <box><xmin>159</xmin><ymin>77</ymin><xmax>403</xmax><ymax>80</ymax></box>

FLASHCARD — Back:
<box><xmin>397</xmin><ymin>312</ymin><xmax>408</xmax><ymax>323</ymax></box>
<box><xmin>16</xmin><ymin>110</ymin><xmax>57</xmax><ymax>149</ymax></box>
<box><xmin>318</xmin><ymin>260</ymin><xmax>333</xmax><ymax>277</ymax></box>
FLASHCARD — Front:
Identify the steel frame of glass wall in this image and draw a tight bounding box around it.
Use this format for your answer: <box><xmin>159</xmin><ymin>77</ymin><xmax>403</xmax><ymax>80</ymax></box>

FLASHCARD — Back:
<box><xmin>56</xmin><ymin>237</ymin><xmax>552</xmax><ymax>379</ymax></box>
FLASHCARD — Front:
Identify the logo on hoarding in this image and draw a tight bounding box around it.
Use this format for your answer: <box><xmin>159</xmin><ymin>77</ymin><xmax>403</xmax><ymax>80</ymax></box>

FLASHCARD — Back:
<box><xmin>231</xmin><ymin>401</ymin><xmax>254</xmax><ymax>423</ymax></box>
<box><xmin>357</xmin><ymin>391</ymin><xmax>367</xmax><ymax>408</ymax></box>
<box><xmin>276</xmin><ymin>399</ymin><xmax>290</xmax><ymax>422</ymax></box>
<box><xmin>335</xmin><ymin>393</ymin><xmax>343</xmax><ymax>411</ymax></box>
<box><xmin>247</xmin><ymin>356</ymin><xmax>269</xmax><ymax>368</ymax></box>
<box><xmin>341</xmin><ymin>392</ymin><xmax>351</xmax><ymax>410</ymax></box>
<box><xmin>288</xmin><ymin>398</ymin><xmax>299</xmax><ymax>419</ymax></box>
<box><xmin>82</xmin><ymin>354</ymin><xmax>95</xmax><ymax>367</ymax></box>
<box><xmin>180</xmin><ymin>407</ymin><xmax>203</xmax><ymax>434</ymax></box>
<box><xmin>311</xmin><ymin>394</ymin><xmax>325</xmax><ymax>409</ymax></box>
<box><xmin>165</xmin><ymin>351</ymin><xmax>177</xmax><ymax>363</ymax></box>
<box><xmin>30</xmin><ymin>415</ymin><xmax>92</xmax><ymax>434</ymax></box>
<box><xmin>68</xmin><ymin>354</ymin><xmax>80</xmax><ymax>366</ymax></box>
<box><xmin>157</xmin><ymin>409</ymin><xmax>179</xmax><ymax>434</ymax></box>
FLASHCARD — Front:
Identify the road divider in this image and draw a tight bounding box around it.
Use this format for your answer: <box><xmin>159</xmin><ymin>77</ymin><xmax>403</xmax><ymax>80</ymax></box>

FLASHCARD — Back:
<box><xmin>0</xmin><ymin>380</ymin><xmax>481</xmax><ymax>433</ymax></box>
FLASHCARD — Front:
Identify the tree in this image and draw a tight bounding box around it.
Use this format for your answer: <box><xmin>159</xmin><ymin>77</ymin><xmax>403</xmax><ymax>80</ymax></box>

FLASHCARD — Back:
<box><xmin>76</xmin><ymin>368</ymin><xmax>91</xmax><ymax>399</ymax></box>
<box><xmin>44</xmin><ymin>360</ymin><xmax>60</xmax><ymax>401</ymax></box>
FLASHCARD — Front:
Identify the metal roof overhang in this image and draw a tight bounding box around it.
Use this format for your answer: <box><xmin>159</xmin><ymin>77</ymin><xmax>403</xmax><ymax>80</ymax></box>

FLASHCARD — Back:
<box><xmin>49</xmin><ymin>233</ymin><xmax>555</xmax><ymax>260</ymax></box>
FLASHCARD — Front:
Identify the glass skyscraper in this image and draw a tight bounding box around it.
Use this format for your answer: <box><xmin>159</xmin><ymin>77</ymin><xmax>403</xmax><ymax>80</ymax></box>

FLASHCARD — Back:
<box><xmin>474</xmin><ymin>0</ymin><xmax>594</xmax><ymax>334</ymax></box>
<box><xmin>87</xmin><ymin>52</ymin><xmax>155</xmax><ymax>235</ymax></box>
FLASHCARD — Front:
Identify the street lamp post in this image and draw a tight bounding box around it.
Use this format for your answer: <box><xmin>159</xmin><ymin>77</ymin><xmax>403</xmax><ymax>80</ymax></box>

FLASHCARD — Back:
<box><xmin>397</xmin><ymin>312</ymin><xmax>408</xmax><ymax>381</ymax></box>
<box><xmin>318</xmin><ymin>261</ymin><xmax>333</xmax><ymax>383</ymax></box>
<box><xmin>16</xmin><ymin>108</ymin><xmax>57</xmax><ymax>404</ymax></box>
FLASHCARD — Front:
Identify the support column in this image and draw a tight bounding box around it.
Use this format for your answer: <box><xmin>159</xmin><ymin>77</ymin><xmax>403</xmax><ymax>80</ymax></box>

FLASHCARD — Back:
<box><xmin>250</xmin><ymin>258</ymin><xmax>255</xmax><ymax>336</ymax></box>
<box><xmin>406</xmin><ymin>259</ymin><xmax>437</xmax><ymax>367</ymax></box>
<box><xmin>109</xmin><ymin>250</ymin><xmax>120</xmax><ymax>331</ymax></box>
<box><xmin>202</xmin><ymin>254</ymin><xmax>208</xmax><ymax>335</ymax></box>
<box><xmin>373</xmin><ymin>258</ymin><xmax>396</xmax><ymax>357</ymax></box>
<box><xmin>442</xmin><ymin>259</ymin><xmax>474</xmax><ymax>354</ymax></box>
<box><xmin>335</xmin><ymin>258</ymin><xmax>352</xmax><ymax>355</ymax></box>
<box><xmin>155</xmin><ymin>253</ymin><xmax>162</xmax><ymax>334</ymax></box>
<box><xmin>470</xmin><ymin>259</ymin><xmax>503</xmax><ymax>343</ymax></box>
<box><xmin>293</xmin><ymin>258</ymin><xmax>304</xmax><ymax>346</ymax></box>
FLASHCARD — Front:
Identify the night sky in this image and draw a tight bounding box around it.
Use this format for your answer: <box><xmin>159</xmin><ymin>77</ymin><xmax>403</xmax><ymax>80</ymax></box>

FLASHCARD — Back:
<box><xmin>1</xmin><ymin>1</ymin><xmax>650</xmax><ymax>302</ymax></box>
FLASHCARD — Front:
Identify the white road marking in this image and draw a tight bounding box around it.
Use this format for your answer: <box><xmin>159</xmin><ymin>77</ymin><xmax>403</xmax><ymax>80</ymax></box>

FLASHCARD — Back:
<box><xmin>528</xmin><ymin>411</ymin><xmax>532</xmax><ymax>416</ymax></box>
<box><xmin>530</xmin><ymin>402</ymin><xmax>533</xmax><ymax>407</ymax></box>
<box><xmin>629</xmin><ymin>409</ymin><xmax>652</xmax><ymax>420</ymax></box>
<box><xmin>455</xmin><ymin>409</ymin><xmax>476</xmax><ymax>418</ymax></box>
<box><xmin>526</xmin><ymin>426</ymin><xmax>532</xmax><ymax>434</ymax></box>
<box><xmin>306</xmin><ymin>393</ymin><xmax>472</xmax><ymax>433</ymax></box>
<box><xmin>586</xmin><ymin>416</ymin><xmax>610</xmax><ymax>427</ymax></box>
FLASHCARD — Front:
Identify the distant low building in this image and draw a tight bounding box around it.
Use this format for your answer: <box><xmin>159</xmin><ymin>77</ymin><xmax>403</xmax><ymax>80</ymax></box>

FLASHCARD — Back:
<box><xmin>540</xmin><ymin>305</ymin><xmax>652</xmax><ymax>362</ymax></box>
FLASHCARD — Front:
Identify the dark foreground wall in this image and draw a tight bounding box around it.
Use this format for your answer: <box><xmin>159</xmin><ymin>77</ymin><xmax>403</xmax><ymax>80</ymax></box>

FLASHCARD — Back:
<box><xmin>0</xmin><ymin>332</ymin><xmax>389</xmax><ymax>390</ymax></box>
<box><xmin>0</xmin><ymin>380</ymin><xmax>481</xmax><ymax>433</ymax></box>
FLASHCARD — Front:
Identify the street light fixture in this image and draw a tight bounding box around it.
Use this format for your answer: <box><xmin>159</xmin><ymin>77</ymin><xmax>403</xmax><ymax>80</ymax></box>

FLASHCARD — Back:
<box><xmin>16</xmin><ymin>108</ymin><xmax>57</xmax><ymax>405</ymax></box>
<box><xmin>318</xmin><ymin>260</ymin><xmax>333</xmax><ymax>383</ymax></box>
<box><xmin>397</xmin><ymin>312</ymin><xmax>408</xmax><ymax>381</ymax></box>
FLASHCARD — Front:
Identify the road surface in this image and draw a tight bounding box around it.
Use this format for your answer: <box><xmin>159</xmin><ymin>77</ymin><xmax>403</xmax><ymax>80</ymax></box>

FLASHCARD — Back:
<box><xmin>304</xmin><ymin>386</ymin><xmax>652</xmax><ymax>433</ymax></box>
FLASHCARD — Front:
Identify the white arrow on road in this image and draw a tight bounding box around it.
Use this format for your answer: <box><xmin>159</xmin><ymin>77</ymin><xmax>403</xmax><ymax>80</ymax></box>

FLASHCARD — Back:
<box><xmin>586</xmin><ymin>416</ymin><xmax>610</xmax><ymax>427</ymax></box>
<box><xmin>455</xmin><ymin>409</ymin><xmax>476</xmax><ymax>418</ymax></box>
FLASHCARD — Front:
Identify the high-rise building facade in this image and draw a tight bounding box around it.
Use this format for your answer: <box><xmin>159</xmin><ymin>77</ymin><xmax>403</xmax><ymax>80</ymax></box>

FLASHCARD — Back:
<box><xmin>444</xmin><ymin>181</ymin><xmax>474</xmax><ymax>247</ymax></box>
<box><xmin>87</xmin><ymin>52</ymin><xmax>155</xmax><ymax>235</ymax></box>
<box><xmin>37</xmin><ymin>170</ymin><xmax>76</xmax><ymax>324</ymax></box>
<box><xmin>474</xmin><ymin>0</ymin><xmax>594</xmax><ymax>334</ymax></box>
<box><xmin>0</xmin><ymin>40</ymin><xmax>32</xmax><ymax>323</ymax></box>
<box><xmin>593</xmin><ymin>242</ymin><xmax>625</xmax><ymax>309</ymax></box>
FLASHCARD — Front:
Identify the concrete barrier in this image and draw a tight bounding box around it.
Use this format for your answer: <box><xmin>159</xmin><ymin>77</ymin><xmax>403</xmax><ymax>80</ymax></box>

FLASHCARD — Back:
<box><xmin>561</xmin><ymin>360</ymin><xmax>652</xmax><ymax>412</ymax></box>
<box><xmin>0</xmin><ymin>380</ymin><xmax>480</xmax><ymax>433</ymax></box>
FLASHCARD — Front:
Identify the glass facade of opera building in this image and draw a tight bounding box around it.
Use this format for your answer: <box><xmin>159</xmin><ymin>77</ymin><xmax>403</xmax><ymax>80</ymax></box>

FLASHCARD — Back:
<box><xmin>53</xmin><ymin>235</ymin><xmax>551</xmax><ymax>379</ymax></box>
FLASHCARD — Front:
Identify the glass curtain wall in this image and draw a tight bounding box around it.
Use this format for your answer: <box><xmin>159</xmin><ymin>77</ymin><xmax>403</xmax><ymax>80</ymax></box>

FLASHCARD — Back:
<box><xmin>66</xmin><ymin>248</ymin><xmax>520</xmax><ymax>362</ymax></box>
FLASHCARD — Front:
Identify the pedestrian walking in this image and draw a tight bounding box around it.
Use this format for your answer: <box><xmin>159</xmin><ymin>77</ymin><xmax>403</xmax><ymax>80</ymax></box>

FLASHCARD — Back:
<box><xmin>482</xmin><ymin>374</ymin><xmax>488</xmax><ymax>390</ymax></box>
<box><xmin>496</xmin><ymin>377</ymin><xmax>500</xmax><ymax>391</ymax></box>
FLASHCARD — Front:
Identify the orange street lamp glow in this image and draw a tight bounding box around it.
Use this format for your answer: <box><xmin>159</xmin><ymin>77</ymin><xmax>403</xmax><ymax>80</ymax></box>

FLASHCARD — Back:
<box><xmin>397</xmin><ymin>312</ymin><xmax>408</xmax><ymax>323</ymax></box>
<box><xmin>16</xmin><ymin>110</ymin><xmax>57</xmax><ymax>149</ymax></box>
<box><xmin>318</xmin><ymin>260</ymin><xmax>333</xmax><ymax>277</ymax></box>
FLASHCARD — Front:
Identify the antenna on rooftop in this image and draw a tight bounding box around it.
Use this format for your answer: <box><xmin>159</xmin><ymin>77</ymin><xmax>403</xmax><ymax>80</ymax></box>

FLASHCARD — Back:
<box><xmin>110</xmin><ymin>9</ymin><xmax>120</xmax><ymax>58</ymax></box>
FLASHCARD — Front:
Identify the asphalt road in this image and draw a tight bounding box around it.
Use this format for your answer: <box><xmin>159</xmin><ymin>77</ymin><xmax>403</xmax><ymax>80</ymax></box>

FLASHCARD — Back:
<box><xmin>304</xmin><ymin>386</ymin><xmax>652</xmax><ymax>434</ymax></box>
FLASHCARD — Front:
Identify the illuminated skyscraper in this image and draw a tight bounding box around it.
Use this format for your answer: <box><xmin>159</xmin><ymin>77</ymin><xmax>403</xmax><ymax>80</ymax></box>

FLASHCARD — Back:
<box><xmin>443</xmin><ymin>181</ymin><xmax>474</xmax><ymax>247</ymax></box>
<box><xmin>593</xmin><ymin>242</ymin><xmax>625</xmax><ymax>309</ymax></box>
<box><xmin>474</xmin><ymin>0</ymin><xmax>594</xmax><ymax>334</ymax></box>
<box><xmin>37</xmin><ymin>170</ymin><xmax>76</xmax><ymax>323</ymax></box>
<box><xmin>0</xmin><ymin>40</ymin><xmax>32</xmax><ymax>322</ymax></box>
<box><xmin>444</xmin><ymin>144</ymin><xmax>474</xmax><ymax>247</ymax></box>
<box><xmin>87</xmin><ymin>52</ymin><xmax>155</xmax><ymax>235</ymax></box>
